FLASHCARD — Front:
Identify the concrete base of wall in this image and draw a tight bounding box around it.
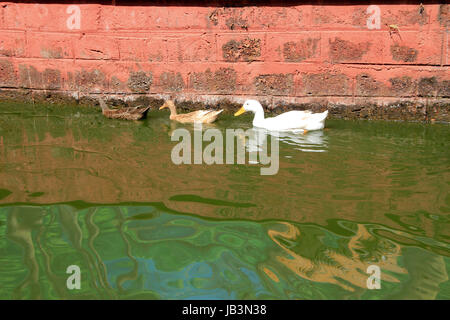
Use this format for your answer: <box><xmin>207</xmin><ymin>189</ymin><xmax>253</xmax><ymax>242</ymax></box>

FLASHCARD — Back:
<box><xmin>1</xmin><ymin>88</ymin><xmax>449</xmax><ymax>122</ymax></box>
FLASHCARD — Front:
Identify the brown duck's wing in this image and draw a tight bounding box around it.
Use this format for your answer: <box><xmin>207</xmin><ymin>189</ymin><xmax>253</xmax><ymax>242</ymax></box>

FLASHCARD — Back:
<box><xmin>103</xmin><ymin>109</ymin><xmax>124</xmax><ymax>118</ymax></box>
<box><xmin>119</xmin><ymin>106</ymin><xmax>150</xmax><ymax>114</ymax></box>
<box><xmin>103</xmin><ymin>106</ymin><xmax>149</xmax><ymax>120</ymax></box>
<box><xmin>115</xmin><ymin>112</ymin><xmax>146</xmax><ymax>120</ymax></box>
<box><xmin>121</xmin><ymin>106</ymin><xmax>140</xmax><ymax>113</ymax></box>
<box><xmin>125</xmin><ymin>107</ymin><xmax>150</xmax><ymax>120</ymax></box>
<box><xmin>134</xmin><ymin>106</ymin><xmax>150</xmax><ymax>114</ymax></box>
<box><xmin>201</xmin><ymin>109</ymin><xmax>223</xmax><ymax>123</ymax></box>
<box><xmin>135</xmin><ymin>106</ymin><xmax>150</xmax><ymax>114</ymax></box>
<box><xmin>173</xmin><ymin>110</ymin><xmax>210</xmax><ymax>123</ymax></box>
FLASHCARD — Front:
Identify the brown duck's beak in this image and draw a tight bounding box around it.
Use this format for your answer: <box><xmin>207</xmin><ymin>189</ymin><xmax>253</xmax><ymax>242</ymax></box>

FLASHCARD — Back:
<box><xmin>234</xmin><ymin>106</ymin><xmax>246</xmax><ymax>117</ymax></box>
<box><xmin>159</xmin><ymin>103</ymin><xmax>167</xmax><ymax>110</ymax></box>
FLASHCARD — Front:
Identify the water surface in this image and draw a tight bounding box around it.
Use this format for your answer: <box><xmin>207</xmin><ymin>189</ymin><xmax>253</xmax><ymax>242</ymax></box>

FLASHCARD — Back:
<box><xmin>0</xmin><ymin>101</ymin><xmax>449</xmax><ymax>299</ymax></box>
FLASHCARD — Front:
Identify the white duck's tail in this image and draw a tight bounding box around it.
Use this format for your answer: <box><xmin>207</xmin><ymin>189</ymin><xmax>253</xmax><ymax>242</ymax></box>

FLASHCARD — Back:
<box><xmin>314</xmin><ymin>110</ymin><xmax>328</xmax><ymax>122</ymax></box>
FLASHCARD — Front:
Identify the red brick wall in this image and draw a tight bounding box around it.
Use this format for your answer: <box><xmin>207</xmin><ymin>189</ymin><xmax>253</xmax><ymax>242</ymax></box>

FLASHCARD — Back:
<box><xmin>0</xmin><ymin>2</ymin><xmax>449</xmax><ymax>118</ymax></box>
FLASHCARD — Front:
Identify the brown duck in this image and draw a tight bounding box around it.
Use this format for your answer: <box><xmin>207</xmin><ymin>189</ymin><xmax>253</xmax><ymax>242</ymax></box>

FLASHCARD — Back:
<box><xmin>159</xmin><ymin>100</ymin><xmax>223</xmax><ymax>124</ymax></box>
<box><xmin>99</xmin><ymin>98</ymin><xmax>150</xmax><ymax>120</ymax></box>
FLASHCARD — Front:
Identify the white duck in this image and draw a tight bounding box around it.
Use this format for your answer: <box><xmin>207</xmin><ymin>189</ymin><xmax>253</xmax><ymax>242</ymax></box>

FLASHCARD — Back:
<box><xmin>234</xmin><ymin>100</ymin><xmax>329</xmax><ymax>132</ymax></box>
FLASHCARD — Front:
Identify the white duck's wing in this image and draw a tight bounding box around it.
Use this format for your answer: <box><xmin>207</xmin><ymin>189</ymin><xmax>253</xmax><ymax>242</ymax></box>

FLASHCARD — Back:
<box><xmin>276</xmin><ymin>110</ymin><xmax>312</xmax><ymax>120</ymax></box>
<box><xmin>262</xmin><ymin>111</ymin><xmax>312</xmax><ymax>130</ymax></box>
<box><xmin>261</xmin><ymin>110</ymin><xmax>328</xmax><ymax>131</ymax></box>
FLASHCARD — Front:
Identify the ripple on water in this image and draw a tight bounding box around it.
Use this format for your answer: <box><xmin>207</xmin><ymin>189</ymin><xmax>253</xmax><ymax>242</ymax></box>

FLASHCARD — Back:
<box><xmin>0</xmin><ymin>204</ymin><xmax>449</xmax><ymax>299</ymax></box>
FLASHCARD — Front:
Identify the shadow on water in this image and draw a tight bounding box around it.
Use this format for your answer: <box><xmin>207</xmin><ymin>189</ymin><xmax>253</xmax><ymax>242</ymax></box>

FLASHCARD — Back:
<box><xmin>0</xmin><ymin>101</ymin><xmax>449</xmax><ymax>299</ymax></box>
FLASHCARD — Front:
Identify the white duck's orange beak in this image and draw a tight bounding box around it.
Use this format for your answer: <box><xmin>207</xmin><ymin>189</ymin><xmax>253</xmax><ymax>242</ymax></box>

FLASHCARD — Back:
<box><xmin>234</xmin><ymin>106</ymin><xmax>246</xmax><ymax>117</ymax></box>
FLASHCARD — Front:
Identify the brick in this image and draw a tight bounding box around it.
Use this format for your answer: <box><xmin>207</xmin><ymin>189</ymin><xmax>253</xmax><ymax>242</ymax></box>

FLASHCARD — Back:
<box><xmin>0</xmin><ymin>58</ymin><xmax>16</xmax><ymax>87</ymax></box>
<box><xmin>65</xmin><ymin>60</ymin><xmax>110</xmax><ymax>93</ymax></box>
<box><xmin>100</xmin><ymin>6</ymin><xmax>169</xmax><ymax>31</ymax></box>
<box><xmin>266</xmin><ymin>33</ymin><xmax>321</xmax><ymax>62</ymax></box>
<box><xmin>438</xmin><ymin>80</ymin><xmax>450</xmax><ymax>97</ymax></box>
<box><xmin>0</xmin><ymin>31</ymin><xmax>26</xmax><ymax>57</ymax></box>
<box><xmin>27</xmin><ymin>32</ymin><xmax>75</xmax><ymax>59</ymax></box>
<box><xmin>167</xmin><ymin>34</ymin><xmax>215</xmax><ymax>62</ymax></box>
<box><xmin>207</xmin><ymin>7</ymin><xmax>253</xmax><ymax>31</ymax></box>
<box><xmin>127</xmin><ymin>70</ymin><xmax>152</xmax><ymax>93</ymax></box>
<box><xmin>104</xmin><ymin>7</ymin><xmax>212</xmax><ymax>31</ymax></box>
<box><xmin>254</xmin><ymin>74</ymin><xmax>294</xmax><ymax>96</ymax></box>
<box><xmin>301</xmin><ymin>72</ymin><xmax>351</xmax><ymax>96</ymax></box>
<box><xmin>383</xmin><ymin>4</ymin><xmax>434</xmax><ymax>29</ymax></box>
<box><xmin>207</xmin><ymin>6</ymin><xmax>308</xmax><ymax>31</ymax></box>
<box><xmin>189</xmin><ymin>67</ymin><xmax>237</xmax><ymax>94</ymax></box>
<box><xmin>447</xmin><ymin>31</ymin><xmax>449</xmax><ymax>65</ymax></box>
<box><xmin>356</xmin><ymin>73</ymin><xmax>390</xmax><ymax>97</ymax></box>
<box><xmin>19</xmin><ymin>64</ymin><xmax>42</xmax><ymax>89</ymax></box>
<box><xmin>0</xmin><ymin>5</ymin><xmax>4</xmax><ymax>29</ymax></box>
<box><xmin>383</xmin><ymin>31</ymin><xmax>443</xmax><ymax>65</ymax></box>
<box><xmin>99</xmin><ymin>61</ymin><xmax>137</xmax><ymax>93</ymax></box>
<box><xmin>18</xmin><ymin>64</ymin><xmax>62</xmax><ymax>90</ymax></box>
<box><xmin>439</xmin><ymin>4</ymin><xmax>449</xmax><ymax>28</ymax></box>
<box><xmin>158</xmin><ymin>71</ymin><xmax>186</xmax><ymax>92</ymax></box>
<box><xmin>223</xmin><ymin>63</ymin><xmax>307</xmax><ymax>95</ymax></box>
<box><xmin>218</xmin><ymin>34</ymin><xmax>263</xmax><ymax>62</ymax></box>
<box><xmin>2</xmin><ymin>3</ymin><xmax>27</xmax><ymax>29</ymax></box>
<box><xmin>323</xmin><ymin>32</ymin><xmax>384</xmax><ymax>64</ymax></box>
<box><xmin>117</xmin><ymin>37</ymin><xmax>167</xmax><ymax>62</ymax></box>
<box><xmin>249</xmin><ymin>6</ymin><xmax>308</xmax><ymax>31</ymax></box>
<box><xmin>74</xmin><ymin>35</ymin><xmax>119</xmax><ymax>60</ymax></box>
<box><xmin>312</xmin><ymin>5</ymin><xmax>369</xmax><ymax>29</ymax></box>
<box><xmin>388</xmin><ymin>76</ymin><xmax>417</xmax><ymax>97</ymax></box>
<box><xmin>73</xmin><ymin>69</ymin><xmax>108</xmax><ymax>92</ymax></box>
<box><xmin>418</xmin><ymin>77</ymin><xmax>440</xmax><ymax>97</ymax></box>
<box><xmin>165</xmin><ymin>7</ymin><xmax>210</xmax><ymax>30</ymax></box>
<box><xmin>117</xmin><ymin>38</ymin><xmax>146</xmax><ymax>62</ymax></box>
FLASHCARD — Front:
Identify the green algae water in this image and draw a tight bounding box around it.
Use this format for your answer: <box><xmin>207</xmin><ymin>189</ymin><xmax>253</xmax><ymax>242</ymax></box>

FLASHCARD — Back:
<box><xmin>0</xmin><ymin>101</ymin><xmax>449</xmax><ymax>300</ymax></box>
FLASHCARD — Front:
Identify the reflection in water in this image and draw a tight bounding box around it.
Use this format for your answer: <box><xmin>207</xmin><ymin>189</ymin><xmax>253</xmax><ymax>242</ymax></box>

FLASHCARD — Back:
<box><xmin>268</xmin><ymin>222</ymin><xmax>406</xmax><ymax>293</ymax></box>
<box><xmin>6</xmin><ymin>207</ymin><xmax>43</xmax><ymax>299</ymax></box>
<box><xmin>0</xmin><ymin>204</ymin><xmax>448</xmax><ymax>299</ymax></box>
<box><xmin>0</xmin><ymin>102</ymin><xmax>449</xmax><ymax>299</ymax></box>
<box><xmin>278</xmin><ymin>130</ymin><xmax>327</xmax><ymax>153</ymax></box>
<box><xmin>243</xmin><ymin>128</ymin><xmax>327</xmax><ymax>156</ymax></box>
